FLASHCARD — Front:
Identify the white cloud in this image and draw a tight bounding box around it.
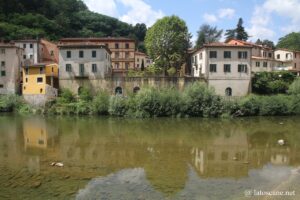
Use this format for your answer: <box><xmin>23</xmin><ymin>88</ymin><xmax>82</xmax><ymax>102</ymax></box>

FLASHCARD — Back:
<box><xmin>247</xmin><ymin>0</ymin><xmax>300</xmax><ymax>41</ymax></box>
<box><xmin>203</xmin><ymin>13</ymin><xmax>218</xmax><ymax>23</ymax></box>
<box><xmin>83</xmin><ymin>0</ymin><xmax>118</xmax><ymax>17</ymax></box>
<box><xmin>83</xmin><ymin>0</ymin><xmax>164</xmax><ymax>27</ymax></box>
<box><xmin>218</xmin><ymin>8</ymin><xmax>235</xmax><ymax>19</ymax></box>
<box><xmin>118</xmin><ymin>0</ymin><xmax>164</xmax><ymax>26</ymax></box>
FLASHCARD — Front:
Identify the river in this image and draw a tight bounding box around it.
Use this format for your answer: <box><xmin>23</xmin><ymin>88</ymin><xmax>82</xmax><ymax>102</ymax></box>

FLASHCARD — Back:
<box><xmin>0</xmin><ymin>115</ymin><xmax>299</xmax><ymax>200</ymax></box>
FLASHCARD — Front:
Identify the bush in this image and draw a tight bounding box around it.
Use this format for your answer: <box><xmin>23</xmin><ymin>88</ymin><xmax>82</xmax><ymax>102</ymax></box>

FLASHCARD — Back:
<box><xmin>109</xmin><ymin>96</ymin><xmax>129</xmax><ymax>117</ymax></box>
<box><xmin>181</xmin><ymin>82</ymin><xmax>223</xmax><ymax>117</ymax></box>
<box><xmin>58</xmin><ymin>89</ymin><xmax>75</xmax><ymax>103</ymax></box>
<box><xmin>288</xmin><ymin>78</ymin><xmax>300</xmax><ymax>95</ymax></box>
<box><xmin>0</xmin><ymin>95</ymin><xmax>25</xmax><ymax>112</ymax></box>
<box><xmin>259</xmin><ymin>95</ymin><xmax>292</xmax><ymax>116</ymax></box>
<box><xmin>92</xmin><ymin>91</ymin><xmax>110</xmax><ymax>115</ymax></box>
<box><xmin>78</xmin><ymin>87</ymin><xmax>93</xmax><ymax>101</ymax></box>
<box><xmin>237</xmin><ymin>95</ymin><xmax>261</xmax><ymax>116</ymax></box>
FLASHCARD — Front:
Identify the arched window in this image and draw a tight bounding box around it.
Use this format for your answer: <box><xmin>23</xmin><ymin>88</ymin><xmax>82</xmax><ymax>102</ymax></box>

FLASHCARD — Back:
<box><xmin>115</xmin><ymin>87</ymin><xmax>123</xmax><ymax>95</ymax></box>
<box><xmin>133</xmin><ymin>86</ymin><xmax>140</xmax><ymax>93</ymax></box>
<box><xmin>225</xmin><ymin>87</ymin><xmax>232</xmax><ymax>96</ymax></box>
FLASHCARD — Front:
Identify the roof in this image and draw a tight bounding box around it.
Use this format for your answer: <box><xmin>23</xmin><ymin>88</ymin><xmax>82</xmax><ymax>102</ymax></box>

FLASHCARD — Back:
<box><xmin>275</xmin><ymin>48</ymin><xmax>300</xmax><ymax>53</ymax></box>
<box><xmin>204</xmin><ymin>42</ymin><xmax>253</xmax><ymax>48</ymax></box>
<box><xmin>227</xmin><ymin>39</ymin><xmax>272</xmax><ymax>50</ymax></box>
<box><xmin>135</xmin><ymin>51</ymin><xmax>147</xmax><ymax>56</ymax></box>
<box><xmin>59</xmin><ymin>37</ymin><xmax>135</xmax><ymax>42</ymax></box>
<box><xmin>58</xmin><ymin>43</ymin><xmax>111</xmax><ymax>54</ymax></box>
<box><xmin>22</xmin><ymin>62</ymin><xmax>57</xmax><ymax>68</ymax></box>
<box><xmin>0</xmin><ymin>43</ymin><xmax>22</xmax><ymax>49</ymax></box>
<box><xmin>13</xmin><ymin>39</ymin><xmax>39</xmax><ymax>43</ymax></box>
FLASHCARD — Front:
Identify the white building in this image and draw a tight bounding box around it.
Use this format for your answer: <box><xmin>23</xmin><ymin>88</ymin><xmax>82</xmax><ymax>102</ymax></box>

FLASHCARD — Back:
<box><xmin>190</xmin><ymin>43</ymin><xmax>252</xmax><ymax>97</ymax></box>
<box><xmin>58</xmin><ymin>42</ymin><xmax>112</xmax><ymax>94</ymax></box>
<box><xmin>135</xmin><ymin>52</ymin><xmax>153</xmax><ymax>70</ymax></box>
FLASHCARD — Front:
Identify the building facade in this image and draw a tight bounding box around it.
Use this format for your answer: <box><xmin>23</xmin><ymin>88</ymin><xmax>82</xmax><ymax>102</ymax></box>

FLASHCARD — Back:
<box><xmin>59</xmin><ymin>38</ymin><xmax>135</xmax><ymax>76</ymax></box>
<box><xmin>191</xmin><ymin>43</ymin><xmax>252</xmax><ymax>96</ymax></box>
<box><xmin>58</xmin><ymin>42</ymin><xmax>112</xmax><ymax>94</ymax></box>
<box><xmin>22</xmin><ymin>63</ymin><xmax>59</xmax><ymax>106</ymax></box>
<box><xmin>14</xmin><ymin>39</ymin><xmax>58</xmax><ymax>65</ymax></box>
<box><xmin>135</xmin><ymin>51</ymin><xmax>153</xmax><ymax>70</ymax></box>
<box><xmin>0</xmin><ymin>43</ymin><xmax>23</xmax><ymax>94</ymax></box>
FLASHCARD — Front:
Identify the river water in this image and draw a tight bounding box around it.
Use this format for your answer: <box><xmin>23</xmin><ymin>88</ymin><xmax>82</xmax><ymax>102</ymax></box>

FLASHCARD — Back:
<box><xmin>0</xmin><ymin>115</ymin><xmax>299</xmax><ymax>200</ymax></box>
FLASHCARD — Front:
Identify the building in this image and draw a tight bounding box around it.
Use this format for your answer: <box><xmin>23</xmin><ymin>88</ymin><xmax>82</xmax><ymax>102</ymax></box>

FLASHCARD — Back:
<box><xmin>22</xmin><ymin>63</ymin><xmax>59</xmax><ymax>106</ymax></box>
<box><xmin>58</xmin><ymin>41</ymin><xmax>112</xmax><ymax>94</ymax></box>
<box><xmin>227</xmin><ymin>39</ymin><xmax>275</xmax><ymax>73</ymax></box>
<box><xmin>14</xmin><ymin>39</ymin><xmax>58</xmax><ymax>65</ymax></box>
<box><xmin>190</xmin><ymin>43</ymin><xmax>252</xmax><ymax>96</ymax></box>
<box><xmin>0</xmin><ymin>43</ymin><xmax>24</xmax><ymax>94</ymax></box>
<box><xmin>135</xmin><ymin>51</ymin><xmax>153</xmax><ymax>70</ymax></box>
<box><xmin>59</xmin><ymin>38</ymin><xmax>135</xmax><ymax>76</ymax></box>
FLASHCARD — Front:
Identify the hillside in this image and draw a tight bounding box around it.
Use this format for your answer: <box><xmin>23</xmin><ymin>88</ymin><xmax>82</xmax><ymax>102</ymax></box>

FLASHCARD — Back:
<box><xmin>0</xmin><ymin>0</ymin><xmax>147</xmax><ymax>49</ymax></box>
<box><xmin>276</xmin><ymin>32</ymin><xmax>300</xmax><ymax>51</ymax></box>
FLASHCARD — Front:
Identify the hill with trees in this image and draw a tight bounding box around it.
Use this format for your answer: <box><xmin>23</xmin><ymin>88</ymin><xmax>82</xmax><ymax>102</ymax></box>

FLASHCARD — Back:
<box><xmin>0</xmin><ymin>0</ymin><xmax>147</xmax><ymax>51</ymax></box>
<box><xmin>276</xmin><ymin>32</ymin><xmax>300</xmax><ymax>51</ymax></box>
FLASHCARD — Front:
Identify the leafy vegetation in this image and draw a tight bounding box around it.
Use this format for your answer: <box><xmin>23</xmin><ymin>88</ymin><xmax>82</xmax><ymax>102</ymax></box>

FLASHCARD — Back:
<box><xmin>225</xmin><ymin>18</ymin><xmax>249</xmax><ymax>42</ymax></box>
<box><xmin>252</xmin><ymin>71</ymin><xmax>296</xmax><ymax>95</ymax></box>
<box><xmin>255</xmin><ymin>39</ymin><xmax>275</xmax><ymax>49</ymax></box>
<box><xmin>145</xmin><ymin>15</ymin><xmax>191</xmax><ymax>76</ymax></box>
<box><xmin>276</xmin><ymin>32</ymin><xmax>300</xmax><ymax>51</ymax></box>
<box><xmin>0</xmin><ymin>0</ymin><xmax>147</xmax><ymax>51</ymax></box>
<box><xmin>195</xmin><ymin>24</ymin><xmax>223</xmax><ymax>48</ymax></box>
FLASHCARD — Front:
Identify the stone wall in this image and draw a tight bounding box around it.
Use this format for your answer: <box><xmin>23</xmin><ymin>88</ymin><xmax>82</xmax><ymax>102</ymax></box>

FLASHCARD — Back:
<box><xmin>23</xmin><ymin>85</ymin><xmax>58</xmax><ymax>107</ymax></box>
<box><xmin>59</xmin><ymin>77</ymin><xmax>204</xmax><ymax>95</ymax></box>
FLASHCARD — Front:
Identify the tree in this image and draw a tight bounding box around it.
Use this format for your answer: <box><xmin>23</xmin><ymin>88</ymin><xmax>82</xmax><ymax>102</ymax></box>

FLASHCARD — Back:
<box><xmin>134</xmin><ymin>23</ymin><xmax>147</xmax><ymax>41</ymax></box>
<box><xmin>225</xmin><ymin>18</ymin><xmax>249</xmax><ymax>42</ymax></box>
<box><xmin>195</xmin><ymin>24</ymin><xmax>223</xmax><ymax>48</ymax></box>
<box><xmin>255</xmin><ymin>39</ymin><xmax>275</xmax><ymax>49</ymax></box>
<box><xmin>141</xmin><ymin>59</ymin><xmax>145</xmax><ymax>71</ymax></box>
<box><xmin>145</xmin><ymin>15</ymin><xmax>191</xmax><ymax>76</ymax></box>
<box><xmin>277</xmin><ymin>32</ymin><xmax>300</xmax><ymax>51</ymax></box>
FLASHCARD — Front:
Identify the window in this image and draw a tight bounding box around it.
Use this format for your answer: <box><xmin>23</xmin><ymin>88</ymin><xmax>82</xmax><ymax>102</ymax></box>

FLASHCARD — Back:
<box><xmin>225</xmin><ymin>88</ymin><xmax>232</xmax><ymax>96</ymax></box>
<box><xmin>30</xmin><ymin>44</ymin><xmax>33</xmax><ymax>48</ymax></box>
<box><xmin>125</xmin><ymin>52</ymin><xmax>129</xmax><ymax>59</ymax></box>
<box><xmin>224</xmin><ymin>64</ymin><xmax>231</xmax><ymax>73</ymax></box>
<box><xmin>268</xmin><ymin>53</ymin><xmax>272</xmax><ymax>58</ymax></box>
<box><xmin>115</xmin><ymin>87</ymin><xmax>122</xmax><ymax>95</ymax></box>
<box><xmin>39</xmin><ymin>67</ymin><xmax>44</xmax><ymax>74</ymax></box>
<box><xmin>199</xmin><ymin>53</ymin><xmax>203</xmax><ymax>60</ymax></box>
<box><xmin>66</xmin><ymin>64</ymin><xmax>72</xmax><ymax>72</ymax></box>
<box><xmin>125</xmin><ymin>43</ymin><xmax>129</xmax><ymax>49</ymax></box>
<box><xmin>25</xmin><ymin>68</ymin><xmax>29</xmax><ymax>75</ymax></box>
<box><xmin>209</xmin><ymin>51</ymin><xmax>217</xmax><ymax>58</ymax></box>
<box><xmin>137</xmin><ymin>58</ymin><xmax>140</xmax><ymax>62</ymax></box>
<box><xmin>1</xmin><ymin>49</ymin><xmax>5</xmax><ymax>54</ymax></box>
<box><xmin>286</xmin><ymin>53</ymin><xmax>289</xmax><ymax>59</ymax></box>
<box><xmin>133</xmin><ymin>87</ymin><xmax>140</xmax><ymax>93</ymax></box>
<box><xmin>92</xmin><ymin>64</ymin><xmax>97</xmax><ymax>72</ymax></box>
<box><xmin>256</xmin><ymin>62</ymin><xmax>260</xmax><ymax>67</ymax></box>
<box><xmin>0</xmin><ymin>84</ymin><xmax>3</xmax><ymax>88</ymax></box>
<box><xmin>23</xmin><ymin>44</ymin><xmax>26</xmax><ymax>48</ymax></box>
<box><xmin>238</xmin><ymin>64</ymin><xmax>248</xmax><ymax>73</ymax></box>
<box><xmin>105</xmin><ymin>43</ymin><xmax>109</xmax><ymax>48</ymax></box>
<box><xmin>25</xmin><ymin>78</ymin><xmax>28</xmax><ymax>83</ymax></box>
<box><xmin>263</xmin><ymin>62</ymin><xmax>268</xmax><ymax>67</ymax></box>
<box><xmin>1</xmin><ymin>70</ymin><xmax>5</xmax><ymax>76</ymax></box>
<box><xmin>209</xmin><ymin>64</ymin><xmax>217</xmax><ymax>72</ymax></box>
<box><xmin>277</xmin><ymin>54</ymin><xmax>280</xmax><ymax>59</ymax></box>
<box><xmin>23</xmin><ymin>55</ymin><xmax>26</xmax><ymax>59</ymax></box>
<box><xmin>79</xmin><ymin>64</ymin><xmax>84</xmax><ymax>75</ymax></box>
<box><xmin>295</xmin><ymin>63</ymin><xmax>297</xmax><ymax>69</ymax></box>
<box><xmin>79</xmin><ymin>51</ymin><xmax>84</xmax><ymax>58</ymax></box>
<box><xmin>115</xmin><ymin>43</ymin><xmax>119</xmax><ymax>49</ymax></box>
<box><xmin>40</xmin><ymin>88</ymin><xmax>43</xmax><ymax>93</ymax></box>
<box><xmin>115</xmin><ymin>52</ymin><xmax>120</xmax><ymax>58</ymax></box>
<box><xmin>115</xmin><ymin>63</ymin><xmax>119</xmax><ymax>69</ymax></box>
<box><xmin>125</xmin><ymin>63</ymin><xmax>129</xmax><ymax>70</ymax></box>
<box><xmin>92</xmin><ymin>51</ymin><xmax>96</xmax><ymax>58</ymax></box>
<box><xmin>37</xmin><ymin>77</ymin><xmax>43</xmax><ymax>83</ymax></box>
<box><xmin>67</xmin><ymin>51</ymin><xmax>71</xmax><ymax>58</ymax></box>
<box><xmin>30</xmin><ymin>54</ymin><xmax>33</xmax><ymax>59</ymax></box>
<box><xmin>1</xmin><ymin>61</ymin><xmax>5</xmax><ymax>67</ymax></box>
<box><xmin>263</xmin><ymin>52</ymin><xmax>267</xmax><ymax>57</ymax></box>
<box><xmin>50</xmin><ymin>50</ymin><xmax>54</xmax><ymax>56</ymax></box>
<box><xmin>238</xmin><ymin>51</ymin><xmax>248</xmax><ymax>59</ymax></box>
<box><xmin>137</xmin><ymin>64</ymin><xmax>140</xmax><ymax>68</ymax></box>
<box><xmin>224</xmin><ymin>51</ymin><xmax>231</xmax><ymax>58</ymax></box>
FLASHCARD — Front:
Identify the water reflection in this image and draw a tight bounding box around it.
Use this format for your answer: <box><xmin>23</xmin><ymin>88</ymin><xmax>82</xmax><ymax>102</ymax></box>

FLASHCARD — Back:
<box><xmin>0</xmin><ymin>116</ymin><xmax>300</xmax><ymax>199</ymax></box>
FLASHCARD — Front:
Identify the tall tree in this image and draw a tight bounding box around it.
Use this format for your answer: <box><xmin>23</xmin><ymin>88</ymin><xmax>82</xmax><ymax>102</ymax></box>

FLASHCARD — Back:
<box><xmin>225</xmin><ymin>18</ymin><xmax>249</xmax><ymax>42</ymax></box>
<box><xmin>141</xmin><ymin>59</ymin><xmax>145</xmax><ymax>71</ymax></box>
<box><xmin>145</xmin><ymin>15</ymin><xmax>191</xmax><ymax>75</ymax></box>
<box><xmin>195</xmin><ymin>24</ymin><xmax>223</xmax><ymax>48</ymax></box>
<box><xmin>277</xmin><ymin>32</ymin><xmax>300</xmax><ymax>51</ymax></box>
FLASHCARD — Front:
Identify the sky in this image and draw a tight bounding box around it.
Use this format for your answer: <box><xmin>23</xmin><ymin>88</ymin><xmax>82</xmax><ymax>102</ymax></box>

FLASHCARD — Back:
<box><xmin>83</xmin><ymin>0</ymin><xmax>300</xmax><ymax>44</ymax></box>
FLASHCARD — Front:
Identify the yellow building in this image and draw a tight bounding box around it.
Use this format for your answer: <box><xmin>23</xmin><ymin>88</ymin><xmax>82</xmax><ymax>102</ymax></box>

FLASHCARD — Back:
<box><xmin>22</xmin><ymin>63</ymin><xmax>59</xmax><ymax>106</ymax></box>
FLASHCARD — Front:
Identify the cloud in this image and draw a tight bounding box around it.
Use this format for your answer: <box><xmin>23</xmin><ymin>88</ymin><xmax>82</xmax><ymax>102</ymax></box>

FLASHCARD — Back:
<box><xmin>203</xmin><ymin>13</ymin><xmax>218</xmax><ymax>23</ymax></box>
<box><xmin>83</xmin><ymin>0</ymin><xmax>118</xmax><ymax>17</ymax></box>
<box><xmin>118</xmin><ymin>0</ymin><xmax>164</xmax><ymax>26</ymax></box>
<box><xmin>247</xmin><ymin>0</ymin><xmax>300</xmax><ymax>41</ymax></box>
<box><xmin>83</xmin><ymin>0</ymin><xmax>164</xmax><ymax>27</ymax></box>
<box><xmin>218</xmin><ymin>8</ymin><xmax>235</xmax><ymax>19</ymax></box>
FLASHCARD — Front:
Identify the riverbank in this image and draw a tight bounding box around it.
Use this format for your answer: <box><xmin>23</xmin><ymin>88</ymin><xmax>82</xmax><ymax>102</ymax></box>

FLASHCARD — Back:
<box><xmin>1</xmin><ymin>81</ymin><xmax>300</xmax><ymax>118</ymax></box>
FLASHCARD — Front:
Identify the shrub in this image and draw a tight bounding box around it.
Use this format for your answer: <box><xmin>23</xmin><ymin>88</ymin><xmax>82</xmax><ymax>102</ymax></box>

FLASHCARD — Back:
<box><xmin>79</xmin><ymin>87</ymin><xmax>93</xmax><ymax>101</ymax></box>
<box><xmin>237</xmin><ymin>95</ymin><xmax>261</xmax><ymax>116</ymax></box>
<box><xmin>92</xmin><ymin>91</ymin><xmax>110</xmax><ymax>115</ymax></box>
<box><xmin>181</xmin><ymin>82</ymin><xmax>223</xmax><ymax>117</ymax></box>
<box><xmin>0</xmin><ymin>95</ymin><xmax>25</xmax><ymax>112</ymax></box>
<box><xmin>58</xmin><ymin>88</ymin><xmax>75</xmax><ymax>103</ymax></box>
<box><xmin>109</xmin><ymin>96</ymin><xmax>129</xmax><ymax>117</ymax></box>
<box><xmin>76</xmin><ymin>100</ymin><xmax>92</xmax><ymax>115</ymax></box>
<box><xmin>259</xmin><ymin>95</ymin><xmax>292</xmax><ymax>116</ymax></box>
<box><xmin>288</xmin><ymin>78</ymin><xmax>300</xmax><ymax>95</ymax></box>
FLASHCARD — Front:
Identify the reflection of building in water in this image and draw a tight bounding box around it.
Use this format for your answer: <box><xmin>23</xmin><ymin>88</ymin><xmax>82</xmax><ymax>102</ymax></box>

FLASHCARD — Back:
<box><xmin>191</xmin><ymin>132</ymin><xmax>249</xmax><ymax>179</ymax></box>
<box><xmin>23</xmin><ymin>118</ymin><xmax>58</xmax><ymax>150</ymax></box>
